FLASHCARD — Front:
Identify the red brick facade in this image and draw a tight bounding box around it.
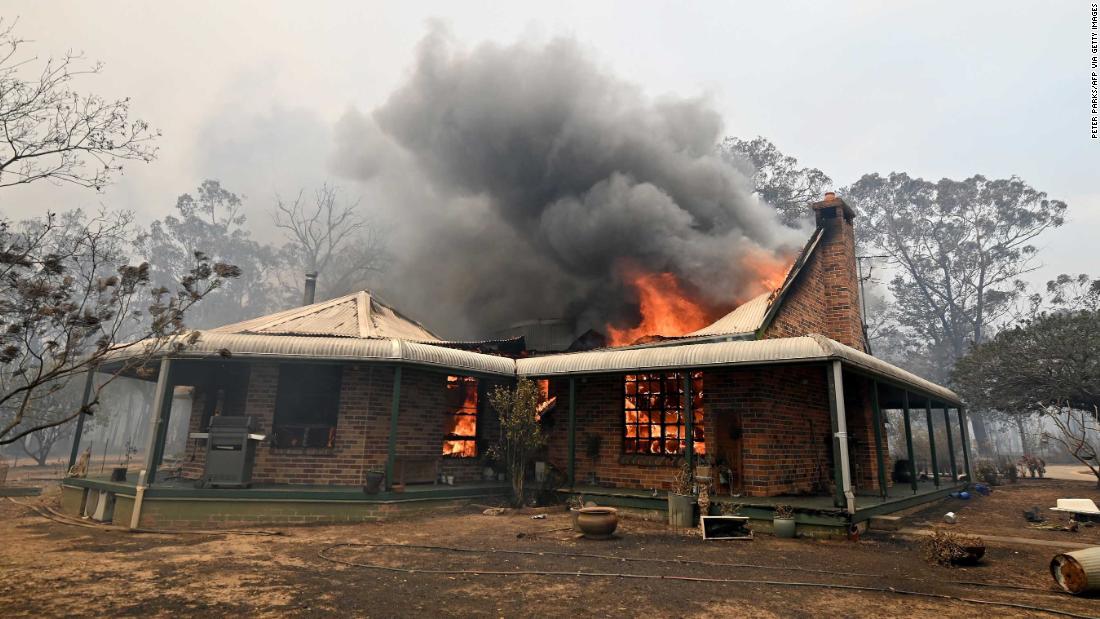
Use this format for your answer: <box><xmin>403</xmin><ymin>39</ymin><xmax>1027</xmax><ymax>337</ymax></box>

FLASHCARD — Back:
<box><xmin>543</xmin><ymin>364</ymin><xmax>889</xmax><ymax>497</ymax></box>
<box><xmin>764</xmin><ymin>196</ymin><xmax>868</xmax><ymax>353</ymax></box>
<box><xmin>180</xmin><ymin>363</ymin><xmax>503</xmax><ymax>486</ymax></box>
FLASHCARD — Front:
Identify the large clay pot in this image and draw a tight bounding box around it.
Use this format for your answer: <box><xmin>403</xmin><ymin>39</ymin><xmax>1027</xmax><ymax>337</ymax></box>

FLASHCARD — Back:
<box><xmin>667</xmin><ymin>492</ymin><xmax>695</xmax><ymax>528</ymax></box>
<box><xmin>576</xmin><ymin>507</ymin><xmax>618</xmax><ymax>539</ymax></box>
<box><xmin>773</xmin><ymin>517</ymin><xmax>796</xmax><ymax>538</ymax></box>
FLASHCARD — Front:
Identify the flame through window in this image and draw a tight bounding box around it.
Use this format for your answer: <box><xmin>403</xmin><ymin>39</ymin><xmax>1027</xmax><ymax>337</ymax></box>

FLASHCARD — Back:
<box><xmin>443</xmin><ymin>375</ymin><xmax>478</xmax><ymax>457</ymax></box>
<box><xmin>623</xmin><ymin>372</ymin><xmax>704</xmax><ymax>455</ymax></box>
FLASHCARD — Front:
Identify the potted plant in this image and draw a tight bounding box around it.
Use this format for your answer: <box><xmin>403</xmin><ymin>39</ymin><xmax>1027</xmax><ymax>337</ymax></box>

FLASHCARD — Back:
<box><xmin>773</xmin><ymin>504</ymin><xmax>796</xmax><ymax>538</ymax></box>
<box><xmin>568</xmin><ymin>495</ymin><xmax>584</xmax><ymax>532</ymax></box>
<box><xmin>481</xmin><ymin>448</ymin><xmax>498</xmax><ymax>481</ymax></box>
<box><xmin>667</xmin><ymin>460</ymin><xmax>696</xmax><ymax>528</ymax></box>
<box><xmin>362</xmin><ymin>470</ymin><xmax>385</xmax><ymax>494</ymax></box>
<box><xmin>111</xmin><ymin>439</ymin><xmax>137</xmax><ymax>482</ymax></box>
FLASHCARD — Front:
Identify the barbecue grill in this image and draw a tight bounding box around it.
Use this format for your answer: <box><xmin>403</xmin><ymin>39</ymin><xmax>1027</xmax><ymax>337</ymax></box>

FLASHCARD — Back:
<box><xmin>199</xmin><ymin>415</ymin><xmax>265</xmax><ymax>488</ymax></box>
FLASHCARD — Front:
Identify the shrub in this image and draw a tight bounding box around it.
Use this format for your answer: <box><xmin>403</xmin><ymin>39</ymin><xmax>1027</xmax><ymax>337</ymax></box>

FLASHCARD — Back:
<box><xmin>975</xmin><ymin>460</ymin><xmax>1000</xmax><ymax>485</ymax></box>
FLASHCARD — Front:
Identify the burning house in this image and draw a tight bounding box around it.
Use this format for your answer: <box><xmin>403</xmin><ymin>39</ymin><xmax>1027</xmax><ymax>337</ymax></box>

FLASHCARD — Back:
<box><xmin>61</xmin><ymin>193</ymin><xmax>971</xmax><ymax>533</ymax></box>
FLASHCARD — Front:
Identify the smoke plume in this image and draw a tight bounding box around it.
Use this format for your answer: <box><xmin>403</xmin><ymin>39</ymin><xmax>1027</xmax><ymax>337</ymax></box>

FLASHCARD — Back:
<box><xmin>334</xmin><ymin>27</ymin><xmax>805</xmax><ymax>339</ymax></box>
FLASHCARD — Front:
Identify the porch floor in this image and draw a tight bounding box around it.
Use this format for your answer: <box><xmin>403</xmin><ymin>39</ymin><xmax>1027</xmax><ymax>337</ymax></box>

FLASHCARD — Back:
<box><xmin>562</xmin><ymin>478</ymin><xmax>965</xmax><ymax>526</ymax></box>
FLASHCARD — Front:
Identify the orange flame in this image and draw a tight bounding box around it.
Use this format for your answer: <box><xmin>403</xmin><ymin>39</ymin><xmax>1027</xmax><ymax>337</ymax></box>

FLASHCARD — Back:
<box><xmin>607</xmin><ymin>271</ymin><xmax>710</xmax><ymax>346</ymax></box>
<box><xmin>606</xmin><ymin>250</ymin><xmax>794</xmax><ymax>347</ymax></box>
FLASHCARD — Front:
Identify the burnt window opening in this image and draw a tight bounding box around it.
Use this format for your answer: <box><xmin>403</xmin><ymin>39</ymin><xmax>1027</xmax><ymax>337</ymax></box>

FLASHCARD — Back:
<box><xmin>272</xmin><ymin>363</ymin><xmax>342</xmax><ymax>449</ymax></box>
<box><xmin>443</xmin><ymin>375</ymin><xmax>478</xmax><ymax>457</ymax></box>
<box><xmin>623</xmin><ymin>371</ymin><xmax>705</xmax><ymax>456</ymax></box>
<box><xmin>198</xmin><ymin>364</ymin><xmax>250</xmax><ymax>430</ymax></box>
<box><xmin>535</xmin><ymin>379</ymin><xmax>558</xmax><ymax>421</ymax></box>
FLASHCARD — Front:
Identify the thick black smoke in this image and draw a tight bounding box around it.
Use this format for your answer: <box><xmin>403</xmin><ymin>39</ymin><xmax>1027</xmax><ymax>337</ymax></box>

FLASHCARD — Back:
<box><xmin>333</xmin><ymin>28</ymin><xmax>804</xmax><ymax>339</ymax></box>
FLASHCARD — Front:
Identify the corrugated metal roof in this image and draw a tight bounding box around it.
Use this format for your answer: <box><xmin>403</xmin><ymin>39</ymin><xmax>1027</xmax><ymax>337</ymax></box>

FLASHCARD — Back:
<box><xmin>685</xmin><ymin>292</ymin><xmax>770</xmax><ymax>337</ymax></box>
<box><xmin>105</xmin><ymin>331</ymin><xmax>514</xmax><ymax>376</ymax></box>
<box><xmin>516</xmin><ymin>333</ymin><xmax>960</xmax><ymax>404</ymax></box>
<box><xmin>209</xmin><ymin>291</ymin><xmax>440</xmax><ymax>341</ymax></box>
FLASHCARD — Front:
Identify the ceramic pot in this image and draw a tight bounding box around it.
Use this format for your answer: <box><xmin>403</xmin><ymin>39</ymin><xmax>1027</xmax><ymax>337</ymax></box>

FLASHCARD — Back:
<box><xmin>773</xmin><ymin>517</ymin><xmax>796</xmax><ymax>538</ymax></box>
<box><xmin>667</xmin><ymin>492</ymin><xmax>695</xmax><ymax>528</ymax></box>
<box><xmin>576</xmin><ymin>506</ymin><xmax>618</xmax><ymax>539</ymax></box>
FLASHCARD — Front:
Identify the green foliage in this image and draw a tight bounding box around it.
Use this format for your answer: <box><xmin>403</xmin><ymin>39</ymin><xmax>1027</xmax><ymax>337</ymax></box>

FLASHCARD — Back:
<box><xmin>954</xmin><ymin>298</ymin><xmax>1100</xmax><ymax>413</ymax></box>
<box><xmin>488</xmin><ymin>378</ymin><xmax>546</xmax><ymax>506</ymax></box>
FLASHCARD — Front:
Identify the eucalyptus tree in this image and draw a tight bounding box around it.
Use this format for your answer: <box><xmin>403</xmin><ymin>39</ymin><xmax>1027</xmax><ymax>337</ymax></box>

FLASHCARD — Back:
<box><xmin>845</xmin><ymin>173</ymin><xmax>1066</xmax><ymax>453</ymax></box>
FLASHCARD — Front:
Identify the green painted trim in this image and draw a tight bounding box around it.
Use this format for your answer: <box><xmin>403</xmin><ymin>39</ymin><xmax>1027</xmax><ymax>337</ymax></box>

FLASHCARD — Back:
<box><xmin>386</xmin><ymin>365</ymin><xmax>402</xmax><ymax>488</ymax></box>
<box><xmin>925</xmin><ymin>402</ymin><xmax>939</xmax><ymax>487</ymax></box>
<box><xmin>144</xmin><ymin>358</ymin><xmax>174</xmax><ymax>485</ymax></box>
<box><xmin>851</xmin><ymin>484</ymin><xmax>966</xmax><ymax>522</ymax></box>
<box><xmin>0</xmin><ymin>486</ymin><xmax>42</xmax><ymax>497</ymax></box>
<box><xmin>68</xmin><ymin>369</ymin><xmax>96</xmax><ymax>470</ymax></box>
<box><xmin>825</xmin><ymin>362</ymin><xmax>845</xmax><ymax>508</ymax></box>
<box><xmin>902</xmin><ymin>392</ymin><xmax>918</xmax><ymax>494</ymax></box>
<box><xmin>61</xmin><ymin>478</ymin><xmax>509</xmax><ymax>503</ymax></box>
<box><xmin>941</xmin><ymin>403</ymin><xmax>958</xmax><ymax>482</ymax></box>
<box><xmin>869</xmin><ymin>379</ymin><xmax>888</xmax><ymax>498</ymax></box>
<box><xmin>567</xmin><ymin>378</ymin><xmax>576</xmax><ymax>487</ymax></box>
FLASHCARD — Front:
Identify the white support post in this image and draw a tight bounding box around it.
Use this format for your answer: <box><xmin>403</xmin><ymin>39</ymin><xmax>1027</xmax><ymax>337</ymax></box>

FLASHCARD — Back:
<box><xmin>831</xmin><ymin>361</ymin><xmax>856</xmax><ymax>514</ymax></box>
<box><xmin>131</xmin><ymin>357</ymin><xmax>171</xmax><ymax>530</ymax></box>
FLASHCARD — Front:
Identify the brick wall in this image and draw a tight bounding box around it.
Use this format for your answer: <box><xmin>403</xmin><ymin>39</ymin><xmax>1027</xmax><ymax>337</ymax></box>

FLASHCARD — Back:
<box><xmin>544</xmin><ymin>375</ymin><xmax>699</xmax><ymax>491</ymax></box>
<box><xmin>764</xmin><ymin>196</ymin><xmax>868</xmax><ymax>353</ymax></box>
<box><xmin>180</xmin><ymin>362</ymin><xmax>504</xmax><ymax>486</ymax></box>
<box><xmin>843</xmin><ymin>372</ymin><xmax>892</xmax><ymax>492</ymax></box>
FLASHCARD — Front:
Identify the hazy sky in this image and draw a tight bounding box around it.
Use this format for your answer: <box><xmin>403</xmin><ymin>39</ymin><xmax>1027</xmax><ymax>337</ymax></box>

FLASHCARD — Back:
<box><xmin>4</xmin><ymin>1</ymin><xmax>1098</xmax><ymax>296</ymax></box>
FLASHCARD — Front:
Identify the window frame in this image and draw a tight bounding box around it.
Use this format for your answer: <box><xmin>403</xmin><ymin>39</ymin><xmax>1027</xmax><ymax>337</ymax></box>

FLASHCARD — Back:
<box><xmin>622</xmin><ymin>371</ymin><xmax>704</xmax><ymax>456</ymax></box>
<box><xmin>442</xmin><ymin>375</ymin><xmax>479</xmax><ymax>458</ymax></box>
<box><xmin>271</xmin><ymin>363</ymin><xmax>343</xmax><ymax>449</ymax></box>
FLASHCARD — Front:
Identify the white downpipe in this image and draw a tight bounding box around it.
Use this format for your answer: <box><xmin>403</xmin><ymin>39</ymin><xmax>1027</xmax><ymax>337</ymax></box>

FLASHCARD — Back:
<box><xmin>130</xmin><ymin>470</ymin><xmax>147</xmax><ymax>530</ymax></box>
<box><xmin>832</xmin><ymin>360</ymin><xmax>856</xmax><ymax>514</ymax></box>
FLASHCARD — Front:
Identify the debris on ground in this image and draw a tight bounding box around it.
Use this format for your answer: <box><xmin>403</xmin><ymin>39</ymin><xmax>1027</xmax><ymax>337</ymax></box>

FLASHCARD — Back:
<box><xmin>943</xmin><ymin>512</ymin><xmax>957</xmax><ymax>524</ymax></box>
<box><xmin>1050</xmin><ymin>546</ymin><xmax>1100</xmax><ymax>594</ymax></box>
<box><xmin>1023</xmin><ymin>506</ymin><xmax>1045</xmax><ymax>523</ymax></box>
<box><xmin>482</xmin><ymin>507</ymin><xmax>506</xmax><ymax>516</ymax></box>
<box><xmin>1029</xmin><ymin>520</ymin><xmax>1079</xmax><ymax>533</ymax></box>
<box><xmin>920</xmin><ymin>528</ymin><xmax>986</xmax><ymax>566</ymax></box>
<box><xmin>530</xmin><ymin>514</ymin><xmax>546</xmax><ymax>519</ymax></box>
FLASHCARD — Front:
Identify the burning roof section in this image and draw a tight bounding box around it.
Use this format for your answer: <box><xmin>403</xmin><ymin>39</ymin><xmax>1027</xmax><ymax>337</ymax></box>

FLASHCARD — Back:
<box><xmin>209</xmin><ymin>291</ymin><xmax>441</xmax><ymax>342</ymax></box>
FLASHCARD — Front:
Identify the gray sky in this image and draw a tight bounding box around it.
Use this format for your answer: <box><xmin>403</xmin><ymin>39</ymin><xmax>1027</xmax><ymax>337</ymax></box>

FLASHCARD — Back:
<box><xmin>4</xmin><ymin>0</ymin><xmax>1098</xmax><ymax>295</ymax></box>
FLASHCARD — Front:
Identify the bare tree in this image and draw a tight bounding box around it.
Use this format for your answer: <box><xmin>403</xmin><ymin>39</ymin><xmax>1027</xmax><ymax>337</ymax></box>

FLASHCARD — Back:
<box><xmin>0</xmin><ymin>20</ymin><xmax>158</xmax><ymax>190</ymax></box>
<box><xmin>1043</xmin><ymin>405</ymin><xmax>1100</xmax><ymax>488</ymax></box>
<box><xmin>0</xmin><ymin>209</ymin><xmax>239</xmax><ymax>445</ymax></box>
<box><xmin>273</xmin><ymin>183</ymin><xmax>388</xmax><ymax>300</ymax></box>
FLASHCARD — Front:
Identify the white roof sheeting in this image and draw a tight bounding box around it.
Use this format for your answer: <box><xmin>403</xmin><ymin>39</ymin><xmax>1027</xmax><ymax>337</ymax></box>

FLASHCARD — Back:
<box><xmin>105</xmin><ymin>331</ymin><xmax>515</xmax><ymax>376</ymax></box>
<box><xmin>209</xmin><ymin>291</ymin><xmax>440</xmax><ymax>342</ymax></box>
<box><xmin>685</xmin><ymin>292</ymin><xmax>770</xmax><ymax>337</ymax></box>
<box><xmin>515</xmin><ymin>333</ymin><xmax>960</xmax><ymax>404</ymax></box>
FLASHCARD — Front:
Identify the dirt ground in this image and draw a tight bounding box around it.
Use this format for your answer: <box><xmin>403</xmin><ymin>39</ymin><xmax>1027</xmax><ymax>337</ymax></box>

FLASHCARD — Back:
<box><xmin>1</xmin><ymin>478</ymin><xmax>1098</xmax><ymax>618</ymax></box>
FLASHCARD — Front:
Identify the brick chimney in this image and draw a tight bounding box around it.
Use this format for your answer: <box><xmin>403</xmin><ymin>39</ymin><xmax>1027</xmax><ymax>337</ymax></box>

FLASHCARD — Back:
<box><xmin>810</xmin><ymin>193</ymin><xmax>867</xmax><ymax>351</ymax></box>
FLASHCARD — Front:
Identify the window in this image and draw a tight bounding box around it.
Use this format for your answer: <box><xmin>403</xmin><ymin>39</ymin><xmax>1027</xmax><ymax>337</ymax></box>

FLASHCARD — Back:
<box><xmin>623</xmin><ymin>371</ymin><xmax>705</xmax><ymax>455</ymax></box>
<box><xmin>443</xmin><ymin>375</ymin><xmax>478</xmax><ymax>457</ymax></box>
<box><xmin>198</xmin><ymin>364</ymin><xmax>250</xmax><ymax>430</ymax></box>
<box><xmin>272</xmin><ymin>364</ymin><xmax>342</xmax><ymax>448</ymax></box>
